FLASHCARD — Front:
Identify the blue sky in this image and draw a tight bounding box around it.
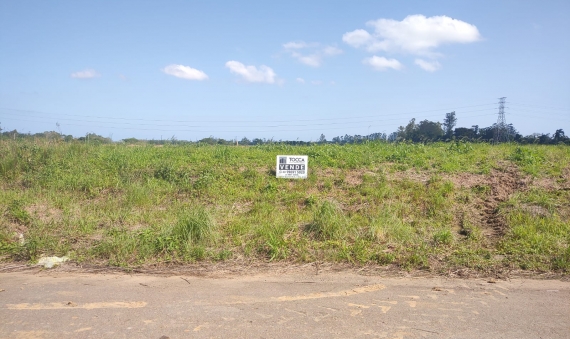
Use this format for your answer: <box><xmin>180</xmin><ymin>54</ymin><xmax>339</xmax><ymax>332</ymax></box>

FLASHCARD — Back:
<box><xmin>1</xmin><ymin>0</ymin><xmax>569</xmax><ymax>141</ymax></box>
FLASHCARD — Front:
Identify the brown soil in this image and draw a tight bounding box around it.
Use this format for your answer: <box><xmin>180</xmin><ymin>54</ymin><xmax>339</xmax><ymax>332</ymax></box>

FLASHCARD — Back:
<box><xmin>343</xmin><ymin>170</ymin><xmax>365</xmax><ymax>186</ymax></box>
<box><xmin>1</xmin><ymin>259</ymin><xmax>566</xmax><ymax>280</ymax></box>
<box><xmin>532</xmin><ymin>166</ymin><xmax>570</xmax><ymax>191</ymax></box>
<box><xmin>230</xmin><ymin>201</ymin><xmax>253</xmax><ymax>215</ymax></box>
<box><xmin>380</xmin><ymin>162</ymin><xmax>532</xmax><ymax>241</ymax></box>
<box><xmin>476</xmin><ymin>164</ymin><xmax>528</xmax><ymax>239</ymax></box>
<box><xmin>25</xmin><ymin>203</ymin><xmax>62</xmax><ymax>224</ymax></box>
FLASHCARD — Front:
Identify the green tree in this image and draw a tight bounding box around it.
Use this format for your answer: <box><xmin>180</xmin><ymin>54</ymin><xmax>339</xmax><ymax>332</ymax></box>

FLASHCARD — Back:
<box><xmin>416</xmin><ymin>120</ymin><xmax>444</xmax><ymax>141</ymax></box>
<box><xmin>396</xmin><ymin>118</ymin><xmax>417</xmax><ymax>141</ymax></box>
<box><xmin>454</xmin><ymin>127</ymin><xmax>475</xmax><ymax>140</ymax></box>
<box><xmin>554</xmin><ymin>129</ymin><xmax>568</xmax><ymax>143</ymax></box>
<box><xmin>443</xmin><ymin>111</ymin><xmax>456</xmax><ymax>138</ymax></box>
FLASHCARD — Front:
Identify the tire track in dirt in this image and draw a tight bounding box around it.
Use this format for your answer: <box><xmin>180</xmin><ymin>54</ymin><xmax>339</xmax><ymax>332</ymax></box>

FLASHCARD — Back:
<box><xmin>478</xmin><ymin>164</ymin><xmax>528</xmax><ymax>239</ymax></box>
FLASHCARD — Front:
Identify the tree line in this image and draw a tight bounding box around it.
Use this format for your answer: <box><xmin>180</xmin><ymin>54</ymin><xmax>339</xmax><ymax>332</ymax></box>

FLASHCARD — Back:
<box><xmin>326</xmin><ymin>112</ymin><xmax>568</xmax><ymax>145</ymax></box>
<box><xmin>1</xmin><ymin>112</ymin><xmax>568</xmax><ymax>145</ymax></box>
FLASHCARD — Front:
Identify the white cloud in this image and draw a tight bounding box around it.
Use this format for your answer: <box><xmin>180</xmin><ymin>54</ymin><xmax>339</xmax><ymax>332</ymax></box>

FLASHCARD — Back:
<box><xmin>414</xmin><ymin>59</ymin><xmax>441</xmax><ymax>72</ymax></box>
<box><xmin>70</xmin><ymin>69</ymin><xmax>100</xmax><ymax>79</ymax></box>
<box><xmin>292</xmin><ymin>52</ymin><xmax>321</xmax><ymax>67</ymax></box>
<box><xmin>283</xmin><ymin>41</ymin><xmax>342</xmax><ymax>67</ymax></box>
<box><xmin>283</xmin><ymin>41</ymin><xmax>309</xmax><ymax>49</ymax></box>
<box><xmin>296</xmin><ymin>77</ymin><xmax>305</xmax><ymax>83</ymax></box>
<box><xmin>363</xmin><ymin>56</ymin><xmax>404</xmax><ymax>71</ymax></box>
<box><xmin>162</xmin><ymin>64</ymin><xmax>208</xmax><ymax>80</ymax></box>
<box><xmin>119</xmin><ymin>74</ymin><xmax>127</xmax><ymax>81</ymax></box>
<box><xmin>225</xmin><ymin>61</ymin><xmax>277</xmax><ymax>84</ymax></box>
<box><xmin>323</xmin><ymin>46</ymin><xmax>343</xmax><ymax>56</ymax></box>
<box><xmin>343</xmin><ymin>15</ymin><xmax>481</xmax><ymax>56</ymax></box>
<box><xmin>342</xmin><ymin>29</ymin><xmax>372</xmax><ymax>48</ymax></box>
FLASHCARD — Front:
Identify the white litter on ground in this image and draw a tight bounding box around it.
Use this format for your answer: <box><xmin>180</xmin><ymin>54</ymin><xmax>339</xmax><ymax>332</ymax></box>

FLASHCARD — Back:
<box><xmin>37</xmin><ymin>256</ymin><xmax>69</xmax><ymax>268</ymax></box>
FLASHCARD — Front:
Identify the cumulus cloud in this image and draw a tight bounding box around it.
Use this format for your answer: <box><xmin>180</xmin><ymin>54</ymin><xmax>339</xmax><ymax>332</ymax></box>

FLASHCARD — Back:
<box><xmin>225</xmin><ymin>61</ymin><xmax>277</xmax><ymax>84</ymax></box>
<box><xmin>283</xmin><ymin>41</ymin><xmax>343</xmax><ymax>67</ymax></box>
<box><xmin>70</xmin><ymin>69</ymin><xmax>100</xmax><ymax>79</ymax></box>
<box><xmin>343</xmin><ymin>15</ymin><xmax>481</xmax><ymax>56</ymax></box>
<box><xmin>296</xmin><ymin>77</ymin><xmax>305</xmax><ymax>83</ymax></box>
<box><xmin>414</xmin><ymin>59</ymin><xmax>442</xmax><ymax>72</ymax></box>
<box><xmin>342</xmin><ymin>29</ymin><xmax>372</xmax><ymax>48</ymax></box>
<box><xmin>363</xmin><ymin>56</ymin><xmax>404</xmax><ymax>71</ymax></box>
<box><xmin>162</xmin><ymin>64</ymin><xmax>208</xmax><ymax>80</ymax></box>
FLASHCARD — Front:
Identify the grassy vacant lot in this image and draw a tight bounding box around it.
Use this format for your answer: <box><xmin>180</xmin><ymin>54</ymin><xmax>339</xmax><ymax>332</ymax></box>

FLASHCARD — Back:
<box><xmin>1</xmin><ymin>140</ymin><xmax>569</xmax><ymax>274</ymax></box>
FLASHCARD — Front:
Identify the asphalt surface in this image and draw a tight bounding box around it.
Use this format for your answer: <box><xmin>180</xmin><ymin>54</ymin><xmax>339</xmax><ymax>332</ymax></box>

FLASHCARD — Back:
<box><xmin>0</xmin><ymin>271</ymin><xmax>568</xmax><ymax>339</ymax></box>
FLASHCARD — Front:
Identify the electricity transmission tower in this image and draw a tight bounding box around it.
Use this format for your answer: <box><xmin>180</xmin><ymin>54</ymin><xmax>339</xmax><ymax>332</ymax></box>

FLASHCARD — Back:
<box><xmin>493</xmin><ymin>97</ymin><xmax>509</xmax><ymax>144</ymax></box>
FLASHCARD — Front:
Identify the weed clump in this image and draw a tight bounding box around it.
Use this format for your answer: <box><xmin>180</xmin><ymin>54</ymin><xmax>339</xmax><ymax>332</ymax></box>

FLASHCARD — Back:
<box><xmin>7</xmin><ymin>200</ymin><xmax>30</xmax><ymax>224</ymax></box>
<box><xmin>433</xmin><ymin>229</ymin><xmax>453</xmax><ymax>245</ymax></box>
<box><xmin>509</xmin><ymin>147</ymin><xmax>541</xmax><ymax>165</ymax></box>
<box><xmin>172</xmin><ymin>208</ymin><xmax>216</xmax><ymax>245</ymax></box>
<box><xmin>307</xmin><ymin>201</ymin><xmax>347</xmax><ymax>240</ymax></box>
<box><xmin>154</xmin><ymin>163</ymin><xmax>176</xmax><ymax>182</ymax></box>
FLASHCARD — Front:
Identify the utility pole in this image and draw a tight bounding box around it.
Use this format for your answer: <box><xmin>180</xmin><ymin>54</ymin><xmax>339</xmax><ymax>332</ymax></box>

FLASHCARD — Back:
<box><xmin>493</xmin><ymin>97</ymin><xmax>508</xmax><ymax>144</ymax></box>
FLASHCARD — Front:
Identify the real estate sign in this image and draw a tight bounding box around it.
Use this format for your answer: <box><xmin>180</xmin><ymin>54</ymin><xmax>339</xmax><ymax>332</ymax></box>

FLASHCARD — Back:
<box><xmin>276</xmin><ymin>155</ymin><xmax>308</xmax><ymax>179</ymax></box>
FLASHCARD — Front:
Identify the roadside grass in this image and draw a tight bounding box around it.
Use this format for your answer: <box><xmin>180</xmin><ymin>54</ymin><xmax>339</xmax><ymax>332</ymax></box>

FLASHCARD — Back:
<box><xmin>1</xmin><ymin>140</ymin><xmax>569</xmax><ymax>274</ymax></box>
<box><xmin>498</xmin><ymin>189</ymin><xmax>570</xmax><ymax>271</ymax></box>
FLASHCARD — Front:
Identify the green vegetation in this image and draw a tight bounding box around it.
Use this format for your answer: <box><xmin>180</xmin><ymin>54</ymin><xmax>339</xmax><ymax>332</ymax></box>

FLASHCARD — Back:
<box><xmin>1</xmin><ymin>139</ymin><xmax>569</xmax><ymax>274</ymax></box>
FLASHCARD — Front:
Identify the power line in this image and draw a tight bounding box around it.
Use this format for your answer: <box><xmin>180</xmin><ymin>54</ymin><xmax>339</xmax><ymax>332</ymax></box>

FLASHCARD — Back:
<box><xmin>0</xmin><ymin>113</ymin><xmax>497</xmax><ymax>133</ymax></box>
<box><xmin>0</xmin><ymin>102</ymin><xmax>497</xmax><ymax>124</ymax></box>
<box><xmin>508</xmin><ymin>102</ymin><xmax>570</xmax><ymax>112</ymax></box>
<box><xmin>510</xmin><ymin>113</ymin><xmax>570</xmax><ymax>122</ymax></box>
<box><xmin>0</xmin><ymin>108</ymin><xmax>497</xmax><ymax>129</ymax></box>
<box><xmin>506</xmin><ymin>107</ymin><xmax>570</xmax><ymax>116</ymax></box>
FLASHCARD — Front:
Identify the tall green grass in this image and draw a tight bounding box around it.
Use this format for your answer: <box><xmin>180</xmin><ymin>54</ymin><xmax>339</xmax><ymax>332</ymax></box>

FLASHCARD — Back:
<box><xmin>1</xmin><ymin>139</ymin><xmax>569</xmax><ymax>273</ymax></box>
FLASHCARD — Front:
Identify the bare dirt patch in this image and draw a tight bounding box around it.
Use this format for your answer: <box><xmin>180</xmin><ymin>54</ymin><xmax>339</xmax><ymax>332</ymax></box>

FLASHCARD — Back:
<box><xmin>230</xmin><ymin>201</ymin><xmax>253</xmax><ymax>215</ymax></box>
<box><xmin>313</xmin><ymin>168</ymin><xmax>340</xmax><ymax>179</ymax></box>
<box><xmin>25</xmin><ymin>203</ymin><xmax>62</xmax><ymax>224</ymax></box>
<box><xmin>472</xmin><ymin>163</ymin><xmax>528</xmax><ymax>239</ymax></box>
<box><xmin>1</xmin><ymin>259</ymin><xmax>567</xmax><ymax>280</ymax></box>
<box><xmin>383</xmin><ymin>162</ymin><xmax>529</xmax><ymax>241</ymax></box>
<box><xmin>532</xmin><ymin>167</ymin><xmax>570</xmax><ymax>191</ymax></box>
<box><xmin>128</xmin><ymin>223</ymin><xmax>147</xmax><ymax>231</ymax></box>
<box><xmin>344</xmin><ymin>170</ymin><xmax>365</xmax><ymax>186</ymax></box>
<box><xmin>446</xmin><ymin>172</ymin><xmax>488</xmax><ymax>189</ymax></box>
<box><xmin>389</xmin><ymin>169</ymin><xmax>431</xmax><ymax>183</ymax></box>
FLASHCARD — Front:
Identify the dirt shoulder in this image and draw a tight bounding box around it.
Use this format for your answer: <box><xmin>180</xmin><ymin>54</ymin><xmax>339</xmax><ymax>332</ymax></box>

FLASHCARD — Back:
<box><xmin>1</xmin><ymin>260</ymin><xmax>568</xmax><ymax>281</ymax></box>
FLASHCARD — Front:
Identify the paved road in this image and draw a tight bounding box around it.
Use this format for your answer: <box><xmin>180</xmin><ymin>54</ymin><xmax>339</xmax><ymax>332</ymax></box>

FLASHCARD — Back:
<box><xmin>0</xmin><ymin>271</ymin><xmax>568</xmax><ymax>339</ymax></box>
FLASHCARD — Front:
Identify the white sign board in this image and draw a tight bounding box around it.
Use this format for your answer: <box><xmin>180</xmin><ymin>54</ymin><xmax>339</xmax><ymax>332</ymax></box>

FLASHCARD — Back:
<box><xmin>276</xmin><ymin>155</ymin><xmax>308</xmax><ymax>179</ymax></box>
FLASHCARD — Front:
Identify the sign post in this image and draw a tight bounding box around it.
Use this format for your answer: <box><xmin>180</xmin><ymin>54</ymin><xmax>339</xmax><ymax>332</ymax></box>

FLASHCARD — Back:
<box><xmin>276</xmin><ymin>155</ymin><xmax>308</xmax><ymax>179</ymax></box>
